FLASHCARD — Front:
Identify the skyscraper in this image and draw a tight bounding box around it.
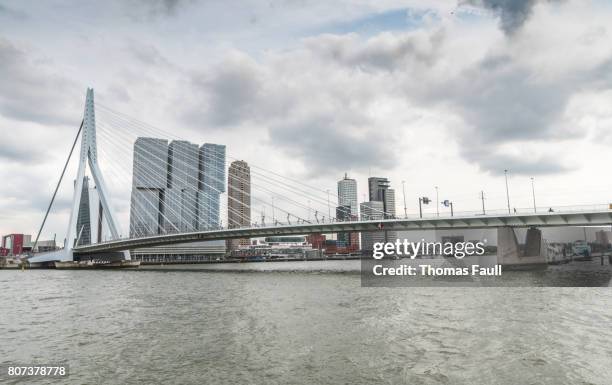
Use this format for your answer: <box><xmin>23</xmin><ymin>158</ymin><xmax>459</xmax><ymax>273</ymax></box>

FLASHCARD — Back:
<box><xmin>165</xmin><ymin>141</ymin><xmax>199</xmax><ymax>233</ymax></box>
<box><xmin>129</xmin><ymin>137</ymin><xmax>227</xmax><ymax>237</ymax></box>
<box><xmin>337</xmin><ymin>173</ymin><xmax>358</xmax><ymax>217</ymax></box>
<box><xmin>227</xmin><ymin>160</ymin><xmax>251</xmax><ymax>250</ymax></box>
<box><xmin>337</xmin><ymin>173</ymin><xmax>359</xmax><ymax>249</ymax></box>
<box><xmin>198</xmin><ymin>143</ymin><xmax>226</xmax><ymax>229</ymax></box>
<box><xmin>367</xmin><ymin>176</ymin><xmax>397</xmax><ymax>244</ymax></box>
<box><xmin>360</xmin><ymin>201</ymin><xmax>385</xmax><ymax>254</ymax></box>
<box><xmin>130</xmin><ymin>138</ymin><xmax>169</xmax><ymax>237</ymax></box>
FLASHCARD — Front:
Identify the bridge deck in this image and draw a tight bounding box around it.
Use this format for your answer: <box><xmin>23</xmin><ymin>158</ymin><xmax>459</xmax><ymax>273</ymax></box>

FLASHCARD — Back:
<box><xmin>72</xmin><ymin>209</ymin><xmax>612</xmax><ymax>255</ymax></box>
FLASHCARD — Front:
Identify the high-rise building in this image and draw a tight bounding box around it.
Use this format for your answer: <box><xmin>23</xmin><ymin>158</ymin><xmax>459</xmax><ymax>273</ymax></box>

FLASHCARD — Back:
<box><xmin>198</xmin><ymin>143</ymin><xmax>226</xmax><ymax>229</ymax></box>
<box><xmin>129</xmin><ymin>138</ymin><xmax>227</xmax><ymax>237</ymax></box>
<box><xmin>360</xmin><ymin>201</ymin><xmax>385</xmax><ymax>254</ymax></box>
<box><xmin>367</xmin><ymin>176</ymin><xmax>397</xmax><ymax>244</ymax></box>
<box><xmin>165</xmin><ymin>141</ymin><xmax>199</xmax><ymax>233</ymax></box>
<box><xmin>227</xmin><ymin>160</ymin><xmax>251</xmax><ymax>250</ymax></box>
<box><xmin>336</xmin><ymin>204</ymin><xmax>352</xmax><ymax>246</ymax></box>
<box><xmin>130</xmin><ymin>138</ymin><xmax>169</xmax><ymax>237</ymax></box>
<box><xmin>337</xmin><ymin>173</ymin><xmax>358</xmax><ymax>217</ymax></box>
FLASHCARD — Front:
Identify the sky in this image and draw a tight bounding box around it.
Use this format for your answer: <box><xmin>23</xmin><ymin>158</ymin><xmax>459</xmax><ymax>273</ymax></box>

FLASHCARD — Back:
<box><xmin>1</xmin><ymin>0</ymin><xmax>612</xmax><ymax>240</ymax></box>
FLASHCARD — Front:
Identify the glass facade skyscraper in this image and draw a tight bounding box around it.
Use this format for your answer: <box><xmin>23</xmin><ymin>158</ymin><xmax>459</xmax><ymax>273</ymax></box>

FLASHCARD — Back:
<box><xmin>129</xmin><ymin>138</ymin><xmax>226</xmax><ymax>237</ymax></box>
<box><xmin>198</xmin><ymin>143</ymin><xmax>226</xmax><ymax>229</ymax></box>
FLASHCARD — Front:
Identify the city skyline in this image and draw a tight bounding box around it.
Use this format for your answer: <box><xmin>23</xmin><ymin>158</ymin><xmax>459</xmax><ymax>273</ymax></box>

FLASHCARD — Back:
<box><xmin>2</xmin><ymin>1</ymin><xmax>612</xmax><ymax>238</ymax></box>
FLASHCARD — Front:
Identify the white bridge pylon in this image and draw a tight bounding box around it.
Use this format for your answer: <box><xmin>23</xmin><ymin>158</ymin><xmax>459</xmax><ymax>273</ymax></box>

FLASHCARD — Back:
<box><xmin>30</xmin><ymin>88</ymin><xmax>129</xmax><ymax>263</ymax></box>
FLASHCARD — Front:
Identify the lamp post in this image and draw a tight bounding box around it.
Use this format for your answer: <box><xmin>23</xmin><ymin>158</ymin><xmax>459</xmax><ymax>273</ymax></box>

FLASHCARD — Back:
<box><xmin>530</xmin><ymin>177</ymin><xmax>537</xmax><ymax>213</ymax></box>
<box><xmin>326</xmin><ymin>189</ymin><xmax>331</xmax><ymax>221</ymax></box>
<box><xmin>480</xmin><ymin>191</ymin><xmax>486</xmax><ymax>215</ymax></box>
<box><xmin>402</xmin><ymin>181</ymin><xmax>408</xmax><ymax>218</ymax></box>
<box><xmin>504</xmin><ymin>169</ymin><xmax>510</xmax><ymax>214</ymax></box>
<box><xmin>435</xmin><ymin>186</ymin><xmax>439</xmax><ymax>217</ymax></box>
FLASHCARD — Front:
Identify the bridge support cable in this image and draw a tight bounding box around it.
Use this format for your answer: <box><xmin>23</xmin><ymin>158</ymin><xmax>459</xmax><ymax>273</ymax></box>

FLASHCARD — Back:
<box><xmin>95</xmin><ymin>143</ymin><xmax>179</xmax><ymax>236</ymax></box>
<box><xmin>95</xmin><ymin>113</ymin><xmax>317</xmax><ymax>221</ymax></box>
<box><xmin>95</xmin><ymin>107</ymin><xmax>389</xmax><ymax>220</ymax></box>
<box><xmin>97</xmin><ymin>112</ymin><xmax>391</xmax><ymax>225</ymax></box>
<box><xmin>96</xmin><ymin>119</ymin><xmax>311</xmax><ymax>227</ymax></box>
<box><xmin>95</xmin><ymin>105</ymin><xmax>395</xmax><ymax>219</ymax></box>
<box><xmin>96</xmin><ymin>124</ymin><xmax>263</xmax><ymax>232</ymax></box>
<box><xmin>96</xmin><ymin>127</ymin><xmax>224</xmax><ymax>234</ymax></box>
<box><xmin>32</xmin><ymin>120</ymin><xmax>84</xmax><ymax>253</ymax></box>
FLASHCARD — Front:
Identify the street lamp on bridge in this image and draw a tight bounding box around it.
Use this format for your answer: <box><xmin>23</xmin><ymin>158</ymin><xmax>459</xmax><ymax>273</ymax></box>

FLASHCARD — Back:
<box><xmin>504</xmin><ymin>169</ymin><xmax>511</xmax><ymax>214</ymax></box>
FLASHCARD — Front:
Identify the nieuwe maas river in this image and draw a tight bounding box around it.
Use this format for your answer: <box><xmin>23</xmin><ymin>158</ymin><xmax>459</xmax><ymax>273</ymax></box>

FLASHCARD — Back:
<box><xmin>1</xmin><ymin>262</ymin><xmax>611</xmax><ymax>384</ymax></box>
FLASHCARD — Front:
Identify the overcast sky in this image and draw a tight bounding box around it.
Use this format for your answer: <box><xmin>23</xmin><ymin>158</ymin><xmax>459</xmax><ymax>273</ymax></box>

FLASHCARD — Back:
<box><xmin>1</xmin><ymin>0</ymin><xmax>612</xmax><ymax>240</ymax></box>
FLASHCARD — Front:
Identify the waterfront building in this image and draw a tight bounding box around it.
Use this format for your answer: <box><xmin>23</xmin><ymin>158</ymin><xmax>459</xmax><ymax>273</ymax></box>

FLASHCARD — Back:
<box><xmin>130</xmin><ymin>138</ymin><xmax>169</xmax><ymax>237</ymax></box>
<box><xmin>338</xmin><ymin>173</ymin><xmax>358</xmax><ymax>217</ymax></box>
<box><xmin>165</xmin><ymin>141</ymin><xmax>199</xmax><ymax>233</ymax></box>
<box><xmin>367</xmin><ymin>176</ymin><xmax>398</xmax><ymax>244</ymax></box>
<box><xmin>360</xmin><ymin>201</ymin><xmax>385</xmax><ymax>254</ymax></box>
<box><xmin>231</xmin><ymin>236</ymin><xmax>321</xmax><ymax>260</ymax></box>
<box><xmin>129</xmin><ymin>138</ymin><xmax>227</xmax><ymax>237</ymax></box>
<box><xmin>198</xmin><ymin>143</ymin><xmax>226</xmax><ymax>230</ymax></box>
<box><xmin>227</xmin><ymin>160</ymin><xmax>251</xmax><ymax>250</ymax></box>
<box><xmin>1</xmin><ymin>234</ymin><xmax>29</xmax><ymax>256</ymax></box>
<box><xmin>336</xmin><ymin>204</ymin><xmax>352</xmax><ymax>246</ymax></box>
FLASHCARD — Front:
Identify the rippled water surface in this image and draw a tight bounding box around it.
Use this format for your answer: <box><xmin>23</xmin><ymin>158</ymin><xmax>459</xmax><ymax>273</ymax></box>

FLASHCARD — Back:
<box><xmin>1</xmin><ymin>266</ymin><xmax>611</xmax><ymax>384</ymax></box>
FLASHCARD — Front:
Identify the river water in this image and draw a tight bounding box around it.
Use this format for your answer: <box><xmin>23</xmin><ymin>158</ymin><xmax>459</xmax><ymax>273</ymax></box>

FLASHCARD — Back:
<box><xmin>1</xmin><ymin>262</ymin><xmax>611</xmax><ymax>384</ymax></box>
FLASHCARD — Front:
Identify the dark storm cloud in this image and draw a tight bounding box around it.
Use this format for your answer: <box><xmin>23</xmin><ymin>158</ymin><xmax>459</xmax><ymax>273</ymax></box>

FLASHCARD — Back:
<box><xmin>461</xmin><ymin>0</ymin><xmax>563</xmax><ymax>35</ymax></box>
<box><xmin>462</xmin><ymin>150</ymin><xmax>572</xmax><ymax>176</ymax></box>
<box><xmin>0</xmin><ymin>145</ymin><xmax>43</xmax><ymax>164</ymax></box>
<box><xmin>0</xmin><ymin>3</ymin><xmax>27</xmax><ymax>19</ymax></box>
<box><xmin>125</xmin><ymin>0</ymin><xmax>195</xmax><ymax>18</ymax></box>
<box><xmin>268</xmin><ymin>115</ymin><xmax>398</xmax><ymax>175</ymax></box>
<box><xmin>306</xmin><ymin>29</ymin><xmax>445</xmax><ymax>72</ymax></box>
<box><xmin>440</xmin><ymin>54</ymin><xmax>575</xmax><ymax>144</ymax></box>
<box><xmin>0</xmin><ymin>37</ymin><xmax>80</xmax><ymax>125</ymax></box>
<box><xmin>185</xmin><ymin>53</ymin><xmax>264</xmax><ymax>126</ymax></box>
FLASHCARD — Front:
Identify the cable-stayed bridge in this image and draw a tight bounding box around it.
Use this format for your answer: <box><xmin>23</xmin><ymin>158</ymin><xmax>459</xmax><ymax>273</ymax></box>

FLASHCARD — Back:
<box><xmin>28</xmin><ymin>89</ymin><xmax>612</xmax><ymax>265</ymax></box>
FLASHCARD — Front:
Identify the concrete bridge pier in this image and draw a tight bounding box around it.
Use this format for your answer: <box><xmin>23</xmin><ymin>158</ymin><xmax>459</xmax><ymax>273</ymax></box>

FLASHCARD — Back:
<box><xmin>497</xmin><ymin>227</ymin><xmax>547</xmax><ymax>268</ymax></box>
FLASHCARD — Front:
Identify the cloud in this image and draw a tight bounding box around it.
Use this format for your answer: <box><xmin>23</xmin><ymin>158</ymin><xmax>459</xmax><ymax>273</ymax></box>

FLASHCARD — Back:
<box><xmin>0</xmin><ymin>142</ymin><xmax>44</xmax><ymax>164</ymax></box>
<box><xmin>187</xmin><ymin>52</ymin><xmax>264</xmax><ymax>126</ymax></box>
<box><xmin>0</xmin><ymin>3</ymin><xmax>27</xmax><ymax>19</ymax></box>
<box><xmin>0</xmin><ymin>37</ymin><xmax>80</xmax><ymax>125</ymax></box>
<box><xmin>461</xmin><ymin>0</ymin><xmax>561</xmax><ymax>35</ymax></box>
<box><xmin>304</xmin><ymin>29</ymin><xmax>445</xmax><ymax>71</ymax></box>
<box><xmin>267</xmin><ymin>113</ymin><xmax>399</xmax><ymax>175</ymax></box>
<box><xmin>462</xmin><ymin>149</ymin><xmax>572</xmax><ymax>175</ymax></box>
<box><xmin>124</xmin><ymin>0</ymin><xmax>195</xmax><ymax>18</ymax></box>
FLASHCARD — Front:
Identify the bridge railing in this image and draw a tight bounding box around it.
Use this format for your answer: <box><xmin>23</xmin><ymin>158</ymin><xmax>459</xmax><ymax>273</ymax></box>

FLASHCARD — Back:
<box><xmin>90</xmin><ymin>203</ymin><xmax>612</xmax><ymax>244</ymax></box>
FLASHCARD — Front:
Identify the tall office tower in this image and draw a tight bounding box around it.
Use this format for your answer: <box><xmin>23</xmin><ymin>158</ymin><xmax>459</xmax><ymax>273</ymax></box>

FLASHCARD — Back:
<box><xmin>360</xmin><ymin>201</ymin><xmax>385</xmax><ymax>254</ymax></box>
<box><xmin>198</xmin><ymin>143</ymin><xmax>226</xmax><ymax>229</ymax></box>
<box><xmin>367</xmin><ymin>176</ymin><xmax>397</xmax><ymax>243</ymax></box>
<box><xmin>165</xmin><ymin>140</ymin><xmax>199</xmax><ymax>233</ymax></box>
<box><xmin>130</xmin><ymin>138</ymin><xmax>169</xmax><ymax>237</ymax></box>
<box><xmin>336</xmin><ymin>205</ymin><xmax>352</xmax><ymax>246</ymax></box>
<box><xmin>227</xmin><ymin>160</ymin><xmax>251</xmax><ymax>250</ymax></box>
<box><xmin>338</xmin><ymin>173</ymin><xmax>358</xmax><ymax>218</ymax></box>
